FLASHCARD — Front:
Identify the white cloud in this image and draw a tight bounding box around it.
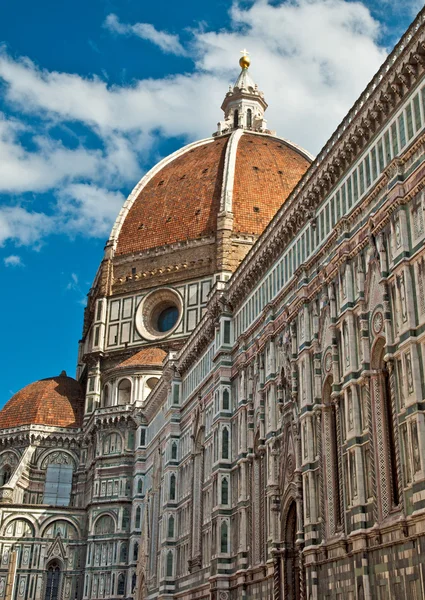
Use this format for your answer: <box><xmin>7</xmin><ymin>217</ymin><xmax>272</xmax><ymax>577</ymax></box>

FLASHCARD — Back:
<box><xmin>104</xmin><ymin>13</ymin><xmax>187</xmax><ymax>56</ymax></box>
<box><xmin>0</xmin><ymin>186</ymin><xmax>125</xmax><ymax>247</ymax></box>
<box><xmin>56</xmin><ymin>184</ymin><xmax>126</xmax><ymax>238</ymax></box>
<box><xmin>0</xmin><ymin>1</ymin><xmax>388</xmax><ymax>152</ymax></box>
<box><xmin>0</xmin><ymin>0</ymin><xmax>393</xmax><ymax>249</ymax></box>
<box><xmin>3</xmin><ymin>255</ymin><xmax>24</xmax><ymax>267</ymax></box>
<box><xmin>0</xmin><ymin>113</ymin><xmax>104</xmax><ymax>193</ymax></box>
<box><xmin>0</xmin><ymin>206</ymin><xmax>54</xmax><ymax>246</ymax></box>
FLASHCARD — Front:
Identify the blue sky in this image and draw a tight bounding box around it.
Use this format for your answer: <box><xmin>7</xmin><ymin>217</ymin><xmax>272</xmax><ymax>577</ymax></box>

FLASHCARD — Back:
<box><xmin>0</xmin><ymin>0</ymin><xmax>422</xmax><ymax>405</ymax></box>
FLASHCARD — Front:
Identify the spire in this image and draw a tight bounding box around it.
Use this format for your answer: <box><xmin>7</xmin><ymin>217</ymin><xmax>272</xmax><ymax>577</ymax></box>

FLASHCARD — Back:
<box><xmin>215</xmin><ymin>51</ymin><xmax>271</xmax><ymax>136</ymax></box>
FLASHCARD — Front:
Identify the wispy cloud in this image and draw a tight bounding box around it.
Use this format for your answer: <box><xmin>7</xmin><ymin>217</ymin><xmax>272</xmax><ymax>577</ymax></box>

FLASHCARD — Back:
<box><xmin>65</xmin><ymin>272</ymin><xmax>87</xmax><ymax>305</ymax></box>
<box><xmin>66</xmin><ymin>272</ymin><xmax>79</xmax><ymax>290</ymax></box>
<box><xmin>104</xmin><ymin>13</ymin><xmax>187</xmax><ymax>56</ymax></box>
<box><xmin>3</xmin><ymin>254</ymin><xmax>24</xmax><ymax>267</ymax></box>
<box><xmin>0</xmin><ymin>0</ymin><xmax>393</xmax><ymax>250</ymax></box>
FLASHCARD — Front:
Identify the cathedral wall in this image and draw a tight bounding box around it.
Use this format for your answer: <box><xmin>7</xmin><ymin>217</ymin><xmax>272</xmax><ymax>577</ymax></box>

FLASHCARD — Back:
<box><xmin>136</xmin><ymin>23</ymin><xmax>425</xmax><ymax>599</ymax></box>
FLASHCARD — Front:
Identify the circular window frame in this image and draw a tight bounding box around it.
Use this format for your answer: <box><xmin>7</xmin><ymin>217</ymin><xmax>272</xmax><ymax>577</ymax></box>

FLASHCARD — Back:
<box><xmin>135</xmin><ymin>288</ymin><xmax>183</xmax><ymax>341</ymax></box>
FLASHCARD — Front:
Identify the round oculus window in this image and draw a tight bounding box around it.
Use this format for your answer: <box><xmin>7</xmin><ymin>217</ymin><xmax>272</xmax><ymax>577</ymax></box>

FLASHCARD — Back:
<box><xmin>135</xmin><ymin>288</ymin><xmax>183</xmax><ymax>341</ymax></box>
<box><xmin>157</xmin><ymin>306</ymin><xmax>179</xmax><ymax>332</ymax></box>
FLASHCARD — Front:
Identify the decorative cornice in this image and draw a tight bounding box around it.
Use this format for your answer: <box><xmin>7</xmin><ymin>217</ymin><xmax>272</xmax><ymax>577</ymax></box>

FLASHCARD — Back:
<box><xmin>226</xmin><ymin>9</ymin><xmax>425</xmax><ymax>309</ymax></box>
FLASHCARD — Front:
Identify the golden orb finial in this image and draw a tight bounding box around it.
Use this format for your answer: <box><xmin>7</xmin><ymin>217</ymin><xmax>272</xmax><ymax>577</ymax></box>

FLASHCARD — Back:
<box><xmin>239</xmin><ymin>48</ymin><xmax>250</xmax><ymax>69</ymax></box>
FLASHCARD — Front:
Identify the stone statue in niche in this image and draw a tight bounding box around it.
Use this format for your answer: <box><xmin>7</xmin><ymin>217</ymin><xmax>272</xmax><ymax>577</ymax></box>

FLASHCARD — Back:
<box><xmin>377</xmin><ymin>232</ymin><xmax>388</xmax><ymax>272</ymax></box>
<box><xmin>406</xmin><ymin>353</ymin><xmax>414</xmax><ymax>394</ymax></box>
<box><xmin>239</xmin><ymin>369</ymin><xmax>245</xmax><ymax>399</ymax></box>
<box><xmin>412</xmin><ymin>422</ymin><xmax>421</xmax><ymax>473</ymax></box>
<box><xmin>395</xmin><ymin>217</ymin><xmax>402</xmax><ymax>248</ymax></box>
<box><xmin>399</xmin><ymin>274</ymin><xmax>408</xmax><ymax>322</ymax></box>
<box><xmin>347</xmin><ymin>393</ymin><xmax>354</xmax><ymax>430</ymax></box>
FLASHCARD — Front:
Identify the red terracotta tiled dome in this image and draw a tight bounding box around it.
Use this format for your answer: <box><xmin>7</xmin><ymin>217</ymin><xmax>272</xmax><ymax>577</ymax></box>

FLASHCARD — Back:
<box><xmin>116</xmin><ymin>347</ymin><xmax>167</xmax><ymax>369</ymax></box>
<box><xmin>0</xmin><ymin>372</ymin><xmax>84</xmax><ymax>429</ymax></box>
<box><xmin>112</xmin><ymin>132</ymin><xmax>311</xmax><ymax>257</ymax></box>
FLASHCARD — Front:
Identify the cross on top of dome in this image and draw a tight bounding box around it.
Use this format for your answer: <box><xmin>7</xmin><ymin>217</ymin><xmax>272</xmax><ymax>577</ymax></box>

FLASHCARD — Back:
<box><xmin>215</xmin><ymin>52</ymin><xmax>271</xmax><ymax>137</ymax></box>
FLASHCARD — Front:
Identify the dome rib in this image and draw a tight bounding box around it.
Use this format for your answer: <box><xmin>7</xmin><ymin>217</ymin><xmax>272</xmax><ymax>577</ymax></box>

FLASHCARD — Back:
<box><xmin>109</xmin><ymin>136</ymin><xmax>216</xmax><ymax>253</ymax></box>
<box><xmin>114</xmin><ymin>136</ymin><xmax>229</xmax><ymax>257</ymax></box>
<box><xmin>111</xmin><ymin>130</ymin><xmax>312</xmax><ymax>260</ymax></box>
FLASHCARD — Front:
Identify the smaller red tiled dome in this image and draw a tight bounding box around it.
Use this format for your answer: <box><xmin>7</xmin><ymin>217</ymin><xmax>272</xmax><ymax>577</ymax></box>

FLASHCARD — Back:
<box><xmin>0</xmin><ymin>372</ymin><xmax>84</xmax><ymax>429</ymax></box>
<box><xmin>116</xmin><ymin>347</ymin><xmax>166</xmax><ymax>369</ymax></box>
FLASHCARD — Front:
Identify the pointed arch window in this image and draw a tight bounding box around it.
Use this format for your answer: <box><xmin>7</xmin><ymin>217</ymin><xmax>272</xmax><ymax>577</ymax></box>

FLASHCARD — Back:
<box><xmin>171</xmin><ymin>442</ymin><xmax>178</xmax><ymax>461</ymax></box>
<box><xmin>135</xmin><ymin>506</ymin><xmax>141</xmax><ymax>529</ymax></box>
<box><xmin>169</xmin><ymin>474</ymin><xmax>176</xmax><ymax>501</ymax></box>
<box><xmin>166</xmin><ymin>550</ymin><xmax>173</xmax><ymax>577</ymax></box>
<box><xmin>119</xmin><ymin>542</ymin><xmax>128</xmax><ymax>563</ymax></box>
<box><xmin>221</xmin><ymin>478</ymin><xmax>229</xmax><ymax>505</ymax></box>
<box><xmin>247</xmin><ymin>108</ymin><xmax>252</xmax><ymax>128</ymax></box>
<box><xmin>137</xmin><ymin>478</ymin><xmax>143</xmax><ymax>495</ymax></box>
<box><xmin>220</xmin><ymin>521</ymin><xmax>228</xmax><ymax>553</ymax></box>
<box><xmin>117</xmin><ymin>573</ymin><xmax>126</xmax><ymax>595</ymax></box>
<box><xmin>223</xmin><ymin>389</ymin><xmax>230</xmax><ymax>411</ymax></box>
<box><xmin>121</xmin><ymin>508</ymin><xmax>130</xmax><ymax>531</ymax></box>
<box><xmin>168</xmin><ymin>515</ymin><xmax>175</xmax><ymax>538</ymax></box>
<box><xmin>133</xmin><ymin>541</ymin><xmax>139</xmax><ymax>562</ymax></box>
<box><xmin>222</xmin><ymin>428</ymin><xmax>229</xmax><ymax>460</ymax></box>
<box><xmin>44</xmin><ymin>561</ymin><xmax>61</xmax><ymax>600</ymax></box>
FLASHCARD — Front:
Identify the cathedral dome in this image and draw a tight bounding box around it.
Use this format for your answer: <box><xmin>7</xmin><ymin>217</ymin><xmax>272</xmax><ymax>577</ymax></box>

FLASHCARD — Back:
<box><xmin>111</xmin><ymin>131</ymin><xmax>312</xmax><ymax>258</ymax></box>
<box><xmin>108</xmin><ymin>56</ymin><xmax>313</xmax><ymax>262</ymax></box>
<box><xmin>0</xmin><ymin>372</ymin><xmax>84</xmax><ymax>429</ymax></box>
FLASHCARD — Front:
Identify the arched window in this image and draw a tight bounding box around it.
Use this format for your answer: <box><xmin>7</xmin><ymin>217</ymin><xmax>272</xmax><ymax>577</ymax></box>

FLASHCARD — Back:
<box><xmin>5</xmin><ymin>519</ymin><xmax>34</xmax><ymax>538</ymax></box>
<box><xmin>1</xmin><ymin>466</ymin><xmax>11</xmax><ymax>485</ymax></box>
<box><xmin>44</xmin><ymin>561</ymin><xmax>61</xmax><ymax>600</ymax></box>
<box><xmin>171</xmin><ymin>442</ymin><xmax>178</xmax><ymax>461</ymax></box>
<box><xmin>117</xmin><ymin>573</ymin><xmax>126</xmax><ymax>595</ymax></box>
<box><xmin>118</xmin><ymin>379</ymin><xmax>131</xmax><ymax>405</ymax></box>
<box><xmin>44</xmin><ymin>520</ymin><xmax>78</xmax><ymax>540</ymax></box>
<box><xmin>43</xmin><ymin>463</ymin><xmax>73</xmax><ymax>507</ymax></box>
<box><xmin>221</xmin><ymin>478</ymin><xmax>229</xmax><ymax>505</ymax></box>
<box><xmin>103</xmin><ymin>433</ymin><xmax>122</xmax><ymax>455</ymax></box>
<box><xmin>168</xmin><ymin>515</ymin><xmax>175</xmax><ymax>538</ymax></box>
<box><xmin>133</xmin><ymin>542</ymin><xmax>139</xmax><ymax>562</ymax></box>
<box><xmin>223</xmin><ymin>389</ymin><xmax>230</xmax><ymax>411</ymax></box>
<box><xmin>222</xmin><ymin>428</ymin><xmax>229</xmax><ymax>460</ymax></box>
<box><xmin>103</xmin><ymin>385</ymin><xmax>110</xmax><ymax>407</ymax></box>
<box><xmin>119</xmin><ymin>542</ymin><xmax>128</xmax><ymax>563</ymax></box>
<box><xmin>137</xmin><ymin>479</ymin><xmax>143</xmax><ymax>495</ymax></box>
<box><xmin>220</xmin><ymin>521</ymin><xmax>228</xmax><ymax>553</ymax></box>
<box><xmin>166</xmin><ymin>550</ymin><xmax>173</xmax><ymax>577</ymax></box>
<box><xmin>94</xmin><ymin>514</ymin><xmax>115</xmax><ymax>535</ymax></box>
<box><xmin>233</xmin><ymin>109</ymin><xmax>239</xmax><ymax>128</ymax></box>
<box><xmin>247</xmin><ymin>108</ymin><xmax>252</xmax><ymax>128</ymax></box>
<box><xmin>122</xmin><ymin>508</ymin><xmax>130</xmax><ymax>531</ymax></box>
<box><xmin>135</xmin><ymin>506</ymin><xmax>141</xmax><ymax>529</ymax></box>
<box><xmin>169</xmin><ymin>474</ymin><xmax>176</xmax><ymax>501</ymax></box>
